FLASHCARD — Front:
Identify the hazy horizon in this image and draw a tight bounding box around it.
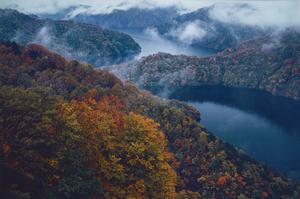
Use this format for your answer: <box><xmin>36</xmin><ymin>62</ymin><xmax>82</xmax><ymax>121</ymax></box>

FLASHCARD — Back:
<box><xmin>1</xmin><ymin>0</ymin><xmax>299</xmax><ymax>28</ymax></box>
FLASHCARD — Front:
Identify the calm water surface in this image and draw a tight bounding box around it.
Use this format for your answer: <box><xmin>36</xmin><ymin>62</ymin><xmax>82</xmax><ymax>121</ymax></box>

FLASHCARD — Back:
<box><xmin>122</xmin><ymin>29</ymin><xmax>215</xmax><ymax>57</ymax></box>
<box><xmin>167</xmin><ymin>86</ymin><xmax>300</xmax><ymax>181</ymax></box>
<box><xmin>125</xmin><ymin>29</ymin><xmax>300</xmax><ymax>181</ymax></box>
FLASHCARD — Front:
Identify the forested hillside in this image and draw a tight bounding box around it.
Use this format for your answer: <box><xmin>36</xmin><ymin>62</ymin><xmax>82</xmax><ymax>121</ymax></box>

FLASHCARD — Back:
<box><xmin>157</xmin><ymin>4</ymin><xmax>269</xmax><ymax>51</ymax></box>
<box><xmin>120</xmin><ymin>29</ymin><xmax>300</xmax><ymax>100</ymax></box>
<box><xmin>0</xmin><ymin>9</ymin><xmax>141</xmax><ymax>67</ymax></box>
<box><xmin>1</xmin><ymin>42</ymin><xmax>299</xmax><ymax>198</ymax></box>
<box><xmin>38</xmin><ymin>4</ymin><xmax>268</xmax><ymax>52</ymax></box>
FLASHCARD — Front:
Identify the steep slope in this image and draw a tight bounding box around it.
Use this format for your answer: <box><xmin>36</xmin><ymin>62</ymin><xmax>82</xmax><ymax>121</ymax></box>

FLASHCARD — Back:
<box><xmin>72</xmin><ymin>7</ymin><xmax>179</xmax><ymax>31</ymax></box>
<box><xmin>0</xmin><ymin>9</ymin><xmax>141</xmax><ymax>66</ymax></box>
<box><xmin>157</xmin><ymin>4</ymin><xmax>269</xmax><ymax>51</ymax></box>
<box><xmin>38</xmin><ymin>5</ymin><xmax>91</xmax><ymax>20</ymax></box>
<box><xmin>120</xmin><ymin>29</ymin><xmax>300</xmax><ymax>100</ymax></box>
<box><xmin>39</xmin><ymin>6</ymin><xmax>179</xmax><ymax>31</ymax></box>
<box><xmin>38</xmin><ymin>4</ymin><xmax>268</xmax><ymax>52</ymax></box>
<box><xmin>1</xmin><ymin>42</ymin><xmax>300</xmax><ymax>198</ymax></box>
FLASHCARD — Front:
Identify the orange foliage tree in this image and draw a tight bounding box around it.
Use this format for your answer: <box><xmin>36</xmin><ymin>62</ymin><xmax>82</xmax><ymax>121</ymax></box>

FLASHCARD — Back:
<box><xmin>58</xmin><ymin>94</ymin><xmax>177</xmax><ymax>198</ymax></box>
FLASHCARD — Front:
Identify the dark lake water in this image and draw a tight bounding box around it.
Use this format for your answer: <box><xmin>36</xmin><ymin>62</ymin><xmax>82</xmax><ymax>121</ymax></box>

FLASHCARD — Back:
<box><xmin>165</xmin><ymin>86</ymin><xmax>300</xmax><ymax>181</ymax></box>
<box><xmin>121</xmin><ymin>29</ymin><xmax>300</xmax><ymax>181</ymax></box>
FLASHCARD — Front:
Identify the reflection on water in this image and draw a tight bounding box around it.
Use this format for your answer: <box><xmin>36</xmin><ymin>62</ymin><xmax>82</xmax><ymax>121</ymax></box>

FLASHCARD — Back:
<box><xmin>122</xmin><ymin>29</ymin><xmax>215</xmax><ymax>57</ymax></box>
<box><xmin>124</xmin><ymin>27</ymin><xmax>300</xmax><ymax>181</ymax></box>
<box><xmin>168</xmin><ymin>86</ymin><xmax>300</xmax><ymax>180</ymax></box>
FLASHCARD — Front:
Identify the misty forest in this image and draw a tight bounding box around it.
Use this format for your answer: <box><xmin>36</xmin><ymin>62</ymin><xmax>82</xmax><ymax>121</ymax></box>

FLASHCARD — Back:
<box><xmin>0</xmin><ymin>0</ymin><xmax>300</xmax><ymax>198</ymax></box>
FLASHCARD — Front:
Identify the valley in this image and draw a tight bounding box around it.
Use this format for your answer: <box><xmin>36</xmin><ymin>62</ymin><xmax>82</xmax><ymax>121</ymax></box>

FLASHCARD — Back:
<box><xmin>1</xmin><ymin>1</ymin><xmax>300</xmax><ymax>198</ymax></box>
<box><xmin>120</xmin><ymin>29</ymin><xmax>216</xmax><ymax>57</ymax></box>
<box><xmin>0</xmin><ymin>9</ymin><xmax>141</xmax><ymax>66</ymax></box>
<box><xmin>167</xmin><ymin>86</ymin><xmax>300</xmax><ymax>181</ymax></box>
<box><xmin>123</xmin><ymin>29</ymin><xmax>300</xmax><ymax>100</ymax></box>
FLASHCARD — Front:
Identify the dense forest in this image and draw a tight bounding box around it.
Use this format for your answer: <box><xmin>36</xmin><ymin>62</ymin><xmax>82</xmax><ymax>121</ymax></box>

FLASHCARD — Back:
<box><xmin>118</xmin><ymin>29</ymin><xmax>300</xmax><ymax>100</ymax></box>
<box><xmin>39</xmin><ymin>4</ymin><xmax>268</xmax><ymax>52</ymax></box>
<box><xmin>1</xmin><ymin>41</ymin><xmax>300</xmax><ymax>198</ymax></box>
<box><xmin>0</xmin><ymin>9</ymin><xmax>141</xmax><ymax>66</ymax></box>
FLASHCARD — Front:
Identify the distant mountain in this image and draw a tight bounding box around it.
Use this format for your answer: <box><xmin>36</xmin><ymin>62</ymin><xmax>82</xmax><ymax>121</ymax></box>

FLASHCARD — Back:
<box><xmin>118</xmin><ymin>29</ymin><xmax>300</xmax><ymax>100</ymax></box>
<box><xmin>38</xmin><ymin>5</ymin><xmax>91</xmax><ymax>20</ymax></box>
<box><xmin>40</xmin><ymin>6</ymin><xmax>179</xmax><ymax>31</ymax></box>
<box><xmin>38</xmin><ymin>4</ymin><xmax>270</xmax><ymax>52</ymax></box>
<box><xmin>0</xmin><ymin>9</ymin><xmax>141</xmax><ymax>66</ymax></box>
<box><xmin>75</xmin><ymin>7</ymin><xmax>179</xmax><ymax>31</ymax></box>
<box><xmin>157</xmin><ymin>4</ymin><xmax>270</xmax><ymax>51</ymax></box>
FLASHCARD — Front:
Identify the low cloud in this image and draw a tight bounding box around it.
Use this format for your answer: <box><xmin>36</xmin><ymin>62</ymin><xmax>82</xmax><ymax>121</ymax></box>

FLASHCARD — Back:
<box><xmin>13</xmin><ymin>26</ymin><xmax>95</xmax><ymax>64</ymax></box>
<box><xmin>33</xmin><ymin>26</ymin><xmax>52</xmax><ymax>46</ymax></box>
<box><xmin>143</xmin><ymin>28</ymin><xmax>163</xmax><ymax>41</ymax></box>
<box><xmin>31</xmin><ymin>26</ymin><xmax>75</xmax><ymax>59</ymax></box>
<box><xmin>0</xmin><ymin>0</ymin><xmax>208</xmax><ymax>14</ymax></box>
<box><xmin>1</xmin><ymin>0</ymin><xmax>299</xmax><ymax>28</ymax></box>
<box><xmin>169</xmin><ymin>20</ymin><xmax>207</xmax><ymax>45</ymax></box>
<box><xmin>208</xmin><ymin>2</ymin><xmax>300</xmax><ymax>28</ymax></box>
<box><xmin>261</xmin><ymin>30</ymin><xmax>285</xmax><ymax>52</ymax></box>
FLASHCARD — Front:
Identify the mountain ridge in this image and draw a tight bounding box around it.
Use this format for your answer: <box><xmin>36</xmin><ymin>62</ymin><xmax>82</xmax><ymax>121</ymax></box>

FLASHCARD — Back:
<box><xmin>117</xmin><ymin>29</ymin><xmax>300</xmax><ymax>100</ymax></box>
<box><xmin>0</xmin><ymin>8</ymin><xmax>141</xmax><ymax>67</ymax></box>
<box><xmin>37</xmin><ymin>4</ymin><xmax>269</xmax><ymax>52</ymax></box>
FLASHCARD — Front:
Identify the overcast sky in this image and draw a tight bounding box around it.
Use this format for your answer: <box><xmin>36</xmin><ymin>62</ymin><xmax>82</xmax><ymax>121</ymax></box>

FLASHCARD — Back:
<box><xmin>0</xmin><ymin>0</ymin><xmax>215</xmax><ymax>13</ymax></box>
<box><xmin>1</xmin><ymin>0</ymin><xmax>299</xmax><ymax>27</ymax></box>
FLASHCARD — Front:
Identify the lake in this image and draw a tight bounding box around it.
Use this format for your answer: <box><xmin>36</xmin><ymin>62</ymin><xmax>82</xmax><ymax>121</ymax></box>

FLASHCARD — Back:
<box><xmin>121</xmin><ymin>29</ymin><xmax>216</xmax><ymax>57</ymax></box>
<box><xmin>123</xmin><ymin>29</ymin><xmax>300</xmax><ymax>181</ymax></box>
<box><xmin>166</xmin><ymin>86</ymin><xmax>300</xmax><ymax>181</ymax></box>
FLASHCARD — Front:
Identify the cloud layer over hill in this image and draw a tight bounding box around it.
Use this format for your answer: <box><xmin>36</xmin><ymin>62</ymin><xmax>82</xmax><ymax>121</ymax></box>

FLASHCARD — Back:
<box><xmin>1</xmin><ymin>0</ymin><xmax>299</xmax><ymax>28</ymax></box>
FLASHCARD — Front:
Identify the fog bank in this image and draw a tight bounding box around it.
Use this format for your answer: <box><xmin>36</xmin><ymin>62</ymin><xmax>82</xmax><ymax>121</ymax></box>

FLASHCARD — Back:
<box><xmin>1</xmin><ymin>0</ymin><xmax>299</xmax><ymax>29</ymax></box>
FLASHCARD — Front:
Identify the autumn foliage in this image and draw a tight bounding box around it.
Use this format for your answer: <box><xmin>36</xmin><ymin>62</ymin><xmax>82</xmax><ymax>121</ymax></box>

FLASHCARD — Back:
<box><xmin>0</xmin><ymin>87</ymin><xmax>176</xmax><ymax>198</ymax></box>
<box><xmin>58</xmin><ymin>95</ymin><xmax>177</xmax><ymax>198</ymax></box>
<box><xmin>1</xmin><ymin>42</ymin><xmax>300</xmax><ymax>199</ymax></box>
